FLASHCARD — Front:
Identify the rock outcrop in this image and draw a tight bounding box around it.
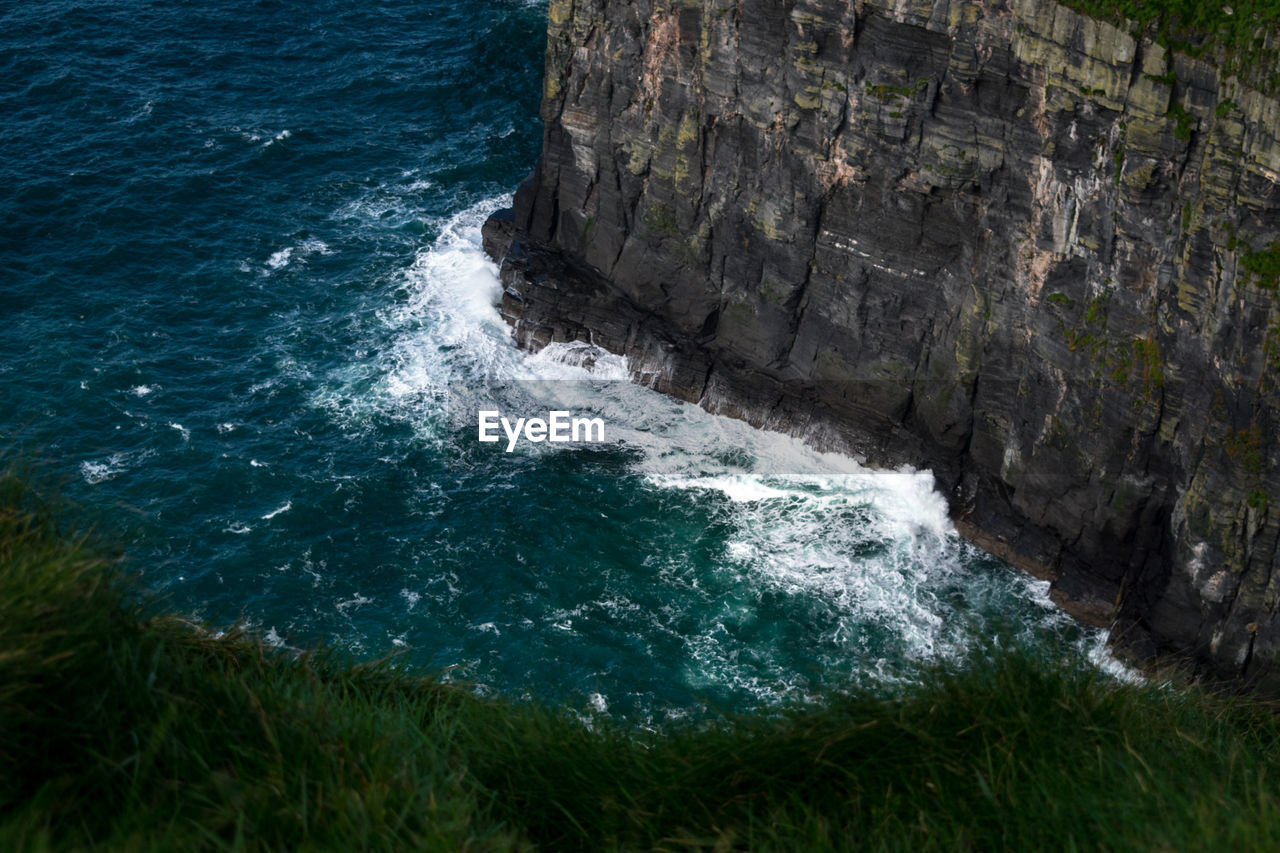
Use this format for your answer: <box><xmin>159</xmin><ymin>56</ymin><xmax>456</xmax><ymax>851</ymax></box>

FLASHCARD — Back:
<box><xmin>485</xmin><ymin>0</ymin><xmax>1280</xmax><ymax>688</ymax></box>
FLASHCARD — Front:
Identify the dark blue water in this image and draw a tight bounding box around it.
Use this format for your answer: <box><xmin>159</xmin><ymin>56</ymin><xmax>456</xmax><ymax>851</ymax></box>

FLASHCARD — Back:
<box><xmin>1</xmin><ymin>0</ymin><xmax>1110</xmax><ymax>724</ymax></box>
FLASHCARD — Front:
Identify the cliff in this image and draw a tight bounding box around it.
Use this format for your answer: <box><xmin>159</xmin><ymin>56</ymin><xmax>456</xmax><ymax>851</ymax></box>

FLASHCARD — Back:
<box><xmin>484</xmin><ymin>0</ymin><xmax>1280</xmax><ymax>688</ymax></box>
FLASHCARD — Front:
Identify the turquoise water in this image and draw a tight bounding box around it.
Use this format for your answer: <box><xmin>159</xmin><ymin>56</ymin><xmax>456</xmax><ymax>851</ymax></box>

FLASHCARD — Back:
<box><xmin>2</xmin><ymin>0</ymin><xmax>1105</xmax><ymax>723</ymax></box>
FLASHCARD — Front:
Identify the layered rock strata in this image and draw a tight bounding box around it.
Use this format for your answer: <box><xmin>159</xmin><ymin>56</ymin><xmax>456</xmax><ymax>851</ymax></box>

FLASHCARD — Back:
<box><xmin>484</xmin><ymin>0</ymin><xmax>1280</xmax><ymax>688</ymax></box>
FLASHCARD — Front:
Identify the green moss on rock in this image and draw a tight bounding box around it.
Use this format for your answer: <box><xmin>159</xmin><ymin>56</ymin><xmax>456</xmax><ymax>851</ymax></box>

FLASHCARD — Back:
<box><xmin>1242</xmin><ymin>242</ymin><xmax>1280</xmax><ymax>290</ymax></box>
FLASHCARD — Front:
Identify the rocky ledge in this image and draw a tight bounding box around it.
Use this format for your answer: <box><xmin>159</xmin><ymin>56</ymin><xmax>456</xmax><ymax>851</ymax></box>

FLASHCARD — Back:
<box><xmin>484</xmin><ymin>0</ymin><xmax>1280</xmax><ymax>690</ymax></box>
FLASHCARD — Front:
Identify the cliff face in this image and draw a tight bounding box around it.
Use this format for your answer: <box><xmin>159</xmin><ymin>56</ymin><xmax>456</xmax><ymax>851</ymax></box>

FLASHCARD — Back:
<box><xmin>485</xmin><ymin>0</ymin><xmax>1280</xmax><ymax>686</ymax></box>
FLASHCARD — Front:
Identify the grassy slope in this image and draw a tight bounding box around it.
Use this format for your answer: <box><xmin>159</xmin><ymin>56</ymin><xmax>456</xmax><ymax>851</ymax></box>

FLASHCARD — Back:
<box><xmin>1059</xmin><ymin>1</ymin><xmax>1280</xmax><ymax>90</ymax></box>
<box><xmin>2</xmin><ymin>470</ymin><xmax>1280</xmax><ymax>851</ymax></box>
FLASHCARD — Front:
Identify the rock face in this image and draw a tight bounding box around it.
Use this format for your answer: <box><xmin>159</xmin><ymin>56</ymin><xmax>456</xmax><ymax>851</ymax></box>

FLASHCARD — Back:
<box><xmin>485</xmin><ymin>0</ymin><xmax>1280</xmax><ymax>688</ymax></box>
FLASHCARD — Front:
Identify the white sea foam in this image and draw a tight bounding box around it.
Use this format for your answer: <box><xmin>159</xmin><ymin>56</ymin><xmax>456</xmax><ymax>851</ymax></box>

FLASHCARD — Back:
<box><xmin>80</xmin><ymin>449</ymin><xmax>154</xmax><ymax>484</ymax></box>
<box><xmin>527</xmin><ymin>341</ymin><xmax>630</xmax><ymax>380</ymax></box>
<box><xmin>268</xmin><ymin>238</ymin><xmax>333</xmax><ymax>271</ymax></box>
<box><xmin>262</xmin><ymin>501</ymin><xmax>292</xmax><ymax>520</ymax></box>
<box><xmin>657</xmin><ymin>475</ymin><xmax>793</xmax><ymax>503</ymax></box>
<box><xmin>335</xmin><ymin>594</ymin><xmax>372</xmax><ymax>613</ymax></box>
<box><xmin>80</xmin><ymin>454</ymin><xmax>129</xmax><ymax>484</ymax></box>
<box><xmin>312</xmin><ymin>192</ymin><xmax>1121</xmax><ymax>697</ymax></box>
<box><xmin>315</xmin><ymin>196</ymin><xmax>557</xmax><ymax>436</ymax></box>
<box><xmin>267</xmin><ymin>236</ymin><xmax>332</xmax><ymax>271</ymax></box>
<box><xmin>1083</xmin><ymin>631</ymin><xmax>1145</xmax><ymax>684</ymax></box>
<box><xmin>267</xmin><ymin>248</ymin><xmax>293</xmax><ymax>269</ymax></box>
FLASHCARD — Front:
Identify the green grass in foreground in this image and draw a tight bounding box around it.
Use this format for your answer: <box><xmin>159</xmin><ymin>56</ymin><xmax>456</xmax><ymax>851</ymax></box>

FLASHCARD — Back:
<box><xmin>2</xmin><ymin>470</ymin><xmax>1280</xmax><ymax>851</ymax></box>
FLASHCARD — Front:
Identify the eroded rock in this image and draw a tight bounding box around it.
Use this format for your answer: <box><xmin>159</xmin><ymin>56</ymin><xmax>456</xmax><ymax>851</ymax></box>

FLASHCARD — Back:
<box><xmin>486</xmin><ymin>0</ymin><xmax>1280</xmax><ymax>690</ymax></box>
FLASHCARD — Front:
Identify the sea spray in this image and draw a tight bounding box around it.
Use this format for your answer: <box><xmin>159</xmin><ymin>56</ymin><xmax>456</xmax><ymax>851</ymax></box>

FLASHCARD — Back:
<box><xmin>0</xmin><ymin>0</ymin><xmax>1123</xmax><ymax>724</ymax></box>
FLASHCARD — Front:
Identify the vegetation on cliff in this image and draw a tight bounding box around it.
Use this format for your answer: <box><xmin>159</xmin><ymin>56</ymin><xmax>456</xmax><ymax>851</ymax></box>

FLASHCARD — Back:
<box><xmin>3</xmin><ymin>469</ymin><xmax>1280</xmax><ymax>851</ymax></box>
<box><xmin>1062</xmin><ymin>1</ymin><xmax>1280</xmax><ymax>88</ymax></box>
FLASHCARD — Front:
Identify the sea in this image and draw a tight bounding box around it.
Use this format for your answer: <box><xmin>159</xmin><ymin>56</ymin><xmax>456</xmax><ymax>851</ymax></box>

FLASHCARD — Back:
<box><xmin>1</xmin><ymin>0</ymin><xmax>1112</xmax><ymax>725</ymax></box>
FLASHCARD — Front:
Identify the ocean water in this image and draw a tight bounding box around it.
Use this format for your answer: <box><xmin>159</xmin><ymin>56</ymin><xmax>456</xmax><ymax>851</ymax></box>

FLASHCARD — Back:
<box><xmin>2</xmin><ymin>0</ymin><xmax>1107</xmax><ymax>723</ymax></box>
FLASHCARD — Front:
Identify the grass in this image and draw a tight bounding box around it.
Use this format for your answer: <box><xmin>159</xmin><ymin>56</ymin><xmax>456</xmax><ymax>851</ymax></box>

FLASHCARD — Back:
<box><xmin>3</xmin><ymin>468</ymin><xmax>1280</xmax><ymax>850</ymax></box>
<box><xmin>1168</xmin><ymin>101</ymin><xmax>1197</xmax><ymax>140</ymax></box>
<box><xmin>1242</xmin><ymin>241</ymin><xmax>1280</xmax><ymax>289</ymax></box>
<box><xmin>1060</xmin><ymin>1</ymin><xmax>1280</xmax><ymax>91</ymax></box>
